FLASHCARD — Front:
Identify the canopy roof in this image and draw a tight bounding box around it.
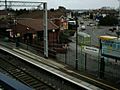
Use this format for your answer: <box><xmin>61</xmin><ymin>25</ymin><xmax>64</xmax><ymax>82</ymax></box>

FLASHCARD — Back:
<box><xmin>99</xmin><ymin>35</ymin><xmax>117</xmax><ymax>41</ymax></box>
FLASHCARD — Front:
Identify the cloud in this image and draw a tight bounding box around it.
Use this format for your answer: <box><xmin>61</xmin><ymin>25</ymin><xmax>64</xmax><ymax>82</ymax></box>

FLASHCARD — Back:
<box><xmin>7</xmin><ymin>0</ymin><xmax>119</xmax><ymax>9</ymax></box>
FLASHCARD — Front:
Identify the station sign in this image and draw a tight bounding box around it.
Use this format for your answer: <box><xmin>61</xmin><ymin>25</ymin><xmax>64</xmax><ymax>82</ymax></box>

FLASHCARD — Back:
<box><xmin>82</xmin><ymin>46</ymin><xmax>99</xmax><ymax>56</ymax></box>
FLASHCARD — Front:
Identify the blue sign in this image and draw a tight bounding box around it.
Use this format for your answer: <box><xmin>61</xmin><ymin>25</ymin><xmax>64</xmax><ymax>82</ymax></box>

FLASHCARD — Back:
<box><xmin>101</xmin><ymin>39</ymin><xmax>120</xmax><ymax>59</ymax></box>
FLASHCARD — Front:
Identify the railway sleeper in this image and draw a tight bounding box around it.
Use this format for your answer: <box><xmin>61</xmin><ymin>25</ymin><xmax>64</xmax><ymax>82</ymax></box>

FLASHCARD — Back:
<box><xmin>40</xmin><ymin>79</ymin><xmax>51</xmax><ymax>85</ymax></box>
<box><xmin>35</xmin><ymin>87</ymin><xmax>48</xmax><ymax>90</ymax></box>
<box><xmin>15</xmin><ymin>73</ymin><xmax>27</xmax><ymax>78</ymax></box>
<box><xmin>19</xmin><ymin>76</ymin><xmax>33</xmax><ymax>81</ymax></box>
<box><xmin>8</xmin><ymin>69</ymin><xmax>19</xmax><ymax>74</ymax></box>
<box><xmin>25</xmin><ymin>79</ymin><xmax>36</xmax><ymax>83</ymax></box>
<box><xmin>10</xmin><ymin>72</ymin><xmax>20</xmax><ymax>76</ymax></box>
<box><xmin>31</xmin><ymin>83</ymin><xmax>43</xmax><ymax>88</ymax></box>
<box><xmin>14</xmin><ymin>72</ymin><xmax>26</xmax><ymax>76</ymax></box>
<box><xmin>28</xmin><ymin>81</ymin><xmax>40</xmax><ymax>86</ymax></box>
<box><xmin>18</xmin><ymin>75</ymin><xmax>31</xmax><ymax>80</ymax></box>
<box><xmin>9</xmin><ymin>70</ymin><xmax>22</xmax><ymax>75</ymax></box>
<box><xmin>39</xmin><ymin>85</ymin><xmax>48</xmax><ymax>89</ymax></box>
<box><xmin>24</xmin><ymin>78</ymin><xmax>35</xmax><ymax>82</ymax></box>
<box><xmin>10</xmin><ymin>68</ymin><xmax>21</xmax><ymax>72</ymax></box>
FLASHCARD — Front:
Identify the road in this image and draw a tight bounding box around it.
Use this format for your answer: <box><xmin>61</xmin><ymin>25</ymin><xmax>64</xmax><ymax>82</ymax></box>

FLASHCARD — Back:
<box><xmin>78</xmin><ymin>17</ymin><xmax>117</xmax><ymax>46</ymax></box>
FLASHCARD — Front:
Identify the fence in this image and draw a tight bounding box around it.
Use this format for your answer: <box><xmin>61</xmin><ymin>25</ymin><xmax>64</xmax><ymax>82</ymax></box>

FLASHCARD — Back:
<box><xmin>56</xmin><ymin>44</ymin><xmax>120</xmax><ymax>86</ymax></box>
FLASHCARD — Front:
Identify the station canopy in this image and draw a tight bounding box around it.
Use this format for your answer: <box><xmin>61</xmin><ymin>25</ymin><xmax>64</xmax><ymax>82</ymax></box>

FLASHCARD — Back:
<box><xmin>99</xmin><ymin>35</ymin><xmax>117</xmax><ymax>41</ymax></box>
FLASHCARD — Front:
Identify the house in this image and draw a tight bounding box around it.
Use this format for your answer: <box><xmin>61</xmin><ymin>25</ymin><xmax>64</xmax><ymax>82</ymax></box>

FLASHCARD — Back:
<box><xmin>17</xmin><ymin>6</ymin><xmax>67</xmax><ymax>19</ymax></box>
<box><xmin>0</xmin><ymin>10</ymin><xmax>10</xmax><ymax>38</ymax></box>
<box><xmin>0</xmin><ymin>10</ymin><xmax>9</xmax><ymax>28</ymax></box>
<box><xmin>5</xmin><ymin>7</ymin><xmax>68</xmax><ymax>53</ymax></box>
<box><xmin>0</xmin><ymin>10</ymin><xmax>8</xmax><ymax>19</ymax></box>
<box><xmin>11</xmin><ymin>18</ymin><xmax>59</xmax><ymax>46</ymax></box>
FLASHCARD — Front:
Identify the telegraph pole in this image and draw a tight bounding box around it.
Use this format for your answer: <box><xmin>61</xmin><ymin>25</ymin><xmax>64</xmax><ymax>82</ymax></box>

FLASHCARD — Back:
<box><xmin>116</xmin><ymin>0</ymin><xmax>120</xmax><ymax>38</ymax></box>
<box><xmin>5</xmin><ymin>0</ymin><xmax>7</xmax><ymax>10</ymax></box>
<box><xmin>118</xmin><ymin>0</ymin><xmax>120</xmax><ymax>28</ymax></box>
<box><xmin>43</xmin><ymin>2</ymin><xmax>48</xmax><ymax>58</ymax></box>
<box><xmin>75</xmin><ymin>16</ymin><xmax>78</xmax><ymax>70</ymax></box>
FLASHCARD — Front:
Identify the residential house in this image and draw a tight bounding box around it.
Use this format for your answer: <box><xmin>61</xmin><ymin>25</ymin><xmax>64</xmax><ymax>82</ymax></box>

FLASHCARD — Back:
<box><xmin>17</xmin><ymin>6</ymin><xmax>68</xmax><ymax>31</ymax></box>
<box><xmin>11</xmin><ymin>7</ymin><xmax>68</xmax><ymax>53</ymax></box>
<box><xmin>0</xmin><ymin>10</ymin><xmax>8</xmax><ymax>19</ymax></box>
<box><xmin>0</xmin><ymin>10</ymin><xmax>10</xmax><ymax>37</ymax></box>
<box><xmin>11</xmin><ymin>18</ymin><xmax>59</xmax><ymax>47</ymax></box>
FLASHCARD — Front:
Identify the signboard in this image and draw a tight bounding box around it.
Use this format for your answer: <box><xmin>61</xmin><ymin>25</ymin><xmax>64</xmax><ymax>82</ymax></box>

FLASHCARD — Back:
<box><xmin>101</xmin><ymin>40</ymin><xmax>120</xmax><ymax>59</ymax></box>
<box><xmin>83</xmin><ymin>46</ymin><xmax>99</xmax><ymax>56</ymax></box>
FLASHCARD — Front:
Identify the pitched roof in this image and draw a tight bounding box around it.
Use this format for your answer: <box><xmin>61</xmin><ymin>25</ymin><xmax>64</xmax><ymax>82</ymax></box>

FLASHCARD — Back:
<box><xmin>48</xmin><ymin>10</ymin><xmax>66</xmax><ymax>19</ymax></box>
<box><xmin>17</xmin><ymin>10</ymin><xmax>43</xmax><ymax>19</ymax></box>
<box><xmin>17</xmin><ymin>10</ymin><xmax>66</xmax><ymax>19</ymax></box>
<box><xmin>17</xmin><ymin>18</ymin><xmax>59</xmax><ymax>31</ymax></box>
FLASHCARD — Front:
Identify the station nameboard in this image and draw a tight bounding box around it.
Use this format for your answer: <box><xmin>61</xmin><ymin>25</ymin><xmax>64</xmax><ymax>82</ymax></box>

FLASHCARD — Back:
<box><xmin>83</xmin><ymin>46</ymin><xmax>99</xmax><ymax>56</ymax></box>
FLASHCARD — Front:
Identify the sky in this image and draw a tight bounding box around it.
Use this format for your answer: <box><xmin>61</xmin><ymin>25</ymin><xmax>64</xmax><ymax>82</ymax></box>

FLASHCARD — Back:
<box><xmin>2</xmin><ymin>0</ymin><xmax>120</xmax><ymax>9</ymax></box>
<box><xmin>46</xmin><ymin>0</ymin><xmax>119</xmax><ymax>9</ymax></box>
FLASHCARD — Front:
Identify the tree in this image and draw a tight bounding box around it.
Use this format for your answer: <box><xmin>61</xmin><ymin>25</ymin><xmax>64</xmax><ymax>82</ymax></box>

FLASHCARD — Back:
<box><xmin>98</xmin><ymin>15</ymin><xmax>118</xmax><ymax>26</ymax></box>
<box><xmin>90</xmin><ymin>13</ymin><xmax>93</xmax><ymax>19</ymax></box>
<box><xmin>59</xmin><ymin>30</ymin><xmax>72</xmax><ymax>44</ymax></box>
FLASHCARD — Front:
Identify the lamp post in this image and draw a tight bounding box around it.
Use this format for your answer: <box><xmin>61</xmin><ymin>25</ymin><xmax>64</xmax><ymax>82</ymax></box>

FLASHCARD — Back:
<box><xmin>75</xmin><ymin>16</ymin><xmax>79</xmax><ymax>70</ymax></box>
<box><xmin>116</xmin><ymin>0</ymin><xmax>120</xmax><ymax>38</ymax></box>
<box><xmin>13</xmin><ymin>19</ymin><xmax>20</xmax><ymax>47</ymax></box>
<box><xmin>118</xmin><ymin>0</ymin><xmax>120</xmax><ymax>22</ymax></box>
<box><xmin>5</xmin><ymin>0</ymin><xmax>7</xmax><ymax>10</ymax></box>
<box><xmin>99</xmin><ymin>39</ymin><xmax>105</xmax><ymax>79</ymax></box>
<box><xmin>15</xmin><ymin>33</ymin><xmax>20</xmax><ymax>47</ymax></box>
<box><xmin>13</xmin><ymin>19</ymin><xmax>17</xmax><ymax>42</ymax></box>
<box><xmin>118</xmin><ymin>0</ymin><xmax>120</xmax><ymax>26</ymax></box>
<box><xmin>43</xmin><ymin>3</ymin><xmax>48</xmax><ymax>58</ymax></box>
<box><xmin>52</xmin><ymin>29</ymin><xmax>55</xmax><ymax>48</ymax></box>
<box><xmin>26</xmin><ymin>27</ymin><xmax>29</xmax><ymax>50</ymax></box>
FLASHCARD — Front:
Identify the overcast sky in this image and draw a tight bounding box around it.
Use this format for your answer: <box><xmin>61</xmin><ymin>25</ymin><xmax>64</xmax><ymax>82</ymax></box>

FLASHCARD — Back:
<box><xmin>8</xmin><ymin>0</ymin><xmax>120</xmax><ymax>9</ymax></box>
<box><xmin>46</xmin><ymin>0</ymin><xmax>119</xmax><ymax>9</ymax></box>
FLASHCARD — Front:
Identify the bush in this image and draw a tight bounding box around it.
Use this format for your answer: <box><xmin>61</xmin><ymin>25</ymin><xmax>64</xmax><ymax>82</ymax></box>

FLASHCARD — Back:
<box><xmin>59</xmin><ymin>30</ymin><xmax>75</xmax><ymax>43</ymax></box>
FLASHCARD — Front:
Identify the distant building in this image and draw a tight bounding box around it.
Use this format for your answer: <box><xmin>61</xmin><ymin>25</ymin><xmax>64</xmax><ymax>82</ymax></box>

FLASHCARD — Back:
<box><xmin>89</xmin><ymin>8</ymin><xmax>118</xmax><ymax>20</ymax></box>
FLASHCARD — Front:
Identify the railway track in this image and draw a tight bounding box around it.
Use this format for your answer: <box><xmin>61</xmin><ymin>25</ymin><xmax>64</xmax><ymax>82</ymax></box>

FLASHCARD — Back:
<box><xmin>0</xmin><ymin>57</ymin><xmax>55</xmax><ymax>90</ymax></box>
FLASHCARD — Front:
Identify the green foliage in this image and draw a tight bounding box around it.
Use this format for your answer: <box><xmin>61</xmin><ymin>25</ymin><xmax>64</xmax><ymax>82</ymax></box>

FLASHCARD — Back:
<box><xmin>15</xmin><ymin>9</ymin><xmax>29</xmax><ymax>16</ymax></box>
<box><xmin>59</xmin><ymin>30</ymin><xmax>74</xmax><ymax>43</ymax></box>
<box><xmin>98</xmin><ymin>15</ymin><xmax>118</xmax><ymax>26</ymax></box>
<box><xmin>90</xmin><ymin>13</ymin><xmax>93</xmax><ymax>19</ymax></box>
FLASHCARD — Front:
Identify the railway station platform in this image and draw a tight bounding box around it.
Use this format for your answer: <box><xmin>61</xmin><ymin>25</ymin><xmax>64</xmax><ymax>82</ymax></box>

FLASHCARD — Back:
<box><xmin>0</xmin><ymin>42</ymin><xmax>119</xmax><ymax>90</ymax></box>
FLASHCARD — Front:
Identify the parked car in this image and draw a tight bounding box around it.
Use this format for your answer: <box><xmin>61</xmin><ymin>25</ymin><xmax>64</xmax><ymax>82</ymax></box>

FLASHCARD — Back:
<box><xmin>81</xmin><ymin>25</ymin><xmax>86</xmax><ymax>30</ymax></box>
<box><xmin>87</xmin><ymin>22</ymin><xmax>95</xmax><ymax>26</ymax></box>
<box><xmin>109</xmin><ymin>27</ymin><xmax>117</xmax><ymax>32</ymax></box>
<box><xmin>80</xmin><ymin>21</ymin><xmax>84</xmax><ymax>24</ymax></box>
